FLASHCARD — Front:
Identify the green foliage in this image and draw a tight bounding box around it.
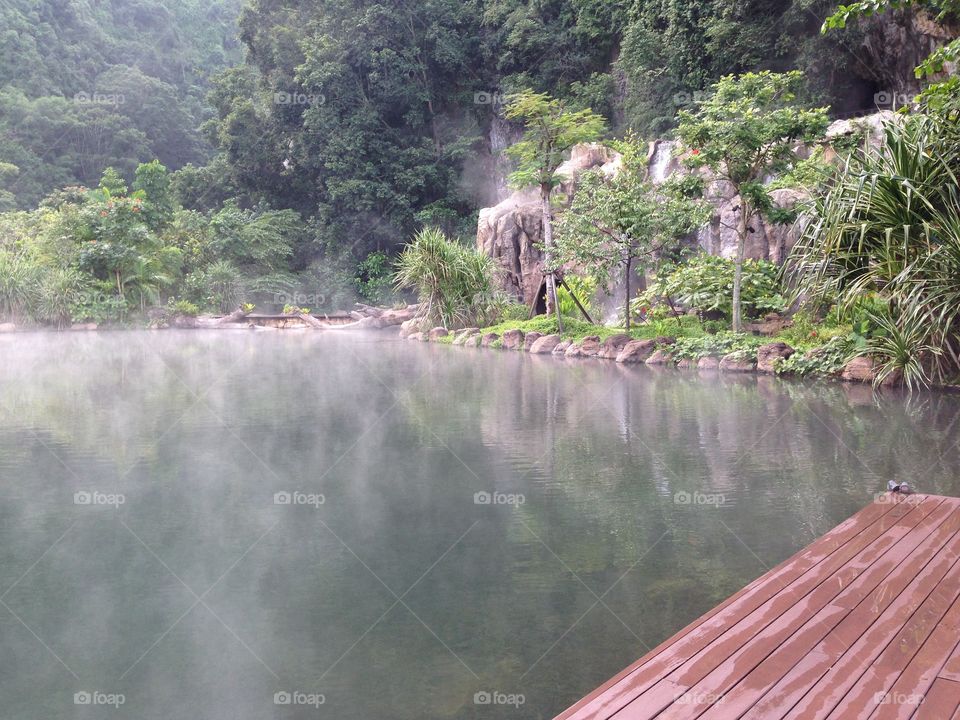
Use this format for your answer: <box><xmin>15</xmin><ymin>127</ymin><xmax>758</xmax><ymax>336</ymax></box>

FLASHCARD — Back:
<box><xmin>670</xmin><ymin>332</ymin><xmax>765</xmax><ymax>362</ymax></box>
<box><xmin>0</xmin><ymin>0</ymin><xmax>243</xmax><ymax>208</ymax></box>
<box><xmin>776</xmin><ymin>335</ymin><xmax>859</xmax><ymax>377</ymax></box>
<box><xmin>787</xmin><ymin>110</ymin><xmax>960</xmax><ymax>386</ymax></box>
<box><xmin>643</xmin><ymin>255</ymin><xmax>786</xmax><ymax>320</ymax></box>
<box><xmin>169</xmin><ymin>299</ymin><xmax>200</xmax><ymax>317</ymax></box>
<box><xmin>355</xmin><ymin>252</ymin><xmax>395</xmax><ymax>306</ymax></box>
<box><xmin>676</xmin><ymin>71</ymin><xmax>829</xmax><ymax>330</ymax></box>
<box><xmin>556</xmin><ymin>275</ymin><xmax>596</xmax><ymax>319</ymax></box>
<box><xmin>554</xmin><ymin>134</ymin><xmax>709</xmax><ymax>327</ymax></box>
<box><xmin>394</xmin><ymin>227</ymin><xmax>503</xmax><ymax>330</ymax></box>
<box><xmin>504</xmin><ymin>90</ymin><xmax>607</xmax><ymax>191</ymax></box>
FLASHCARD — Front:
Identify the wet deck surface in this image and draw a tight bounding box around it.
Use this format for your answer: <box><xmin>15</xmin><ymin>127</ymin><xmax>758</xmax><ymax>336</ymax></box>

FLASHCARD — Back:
<box><xmin>555</xmin><ymin>493</ymin><xmax>960</xmax><ymax>720</ymax></box>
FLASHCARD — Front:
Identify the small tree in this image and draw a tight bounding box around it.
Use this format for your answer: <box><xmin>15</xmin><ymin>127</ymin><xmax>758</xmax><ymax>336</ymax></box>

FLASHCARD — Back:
<box><xmin>504</xmin><ymin>90</ymin><xmax>606</xmax><ymax>331</ymax></box>
<box><xmin>677</xmin><ymin>71</ymin><xmax>829</xmax><ymax>331</ymax></box>
<box><xmin>555</xmin><ymin>136</ymin><xmax>709</xmax><ymax>329</ymax></box>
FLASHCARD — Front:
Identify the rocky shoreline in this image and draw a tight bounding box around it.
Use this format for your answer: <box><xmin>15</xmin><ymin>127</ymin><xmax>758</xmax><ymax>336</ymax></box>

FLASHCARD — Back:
<box><xmin>399</xmin><ymin>322</ymin><xmax>913</xmax><ymax>388</ymax></box>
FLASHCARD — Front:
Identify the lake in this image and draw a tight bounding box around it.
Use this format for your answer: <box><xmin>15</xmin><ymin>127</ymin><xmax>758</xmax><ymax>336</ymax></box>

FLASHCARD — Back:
<box><xmin>1</xmin><ymin>330</ymin><xmax>958</xmax><ymax>719</ymax></box>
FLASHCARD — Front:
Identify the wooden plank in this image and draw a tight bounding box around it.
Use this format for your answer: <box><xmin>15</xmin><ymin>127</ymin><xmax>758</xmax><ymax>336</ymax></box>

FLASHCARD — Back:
<box><xmin>820</xmin><ymin>545</ymin><xmax>960</xmax><ymax>718</ymax></box>
<box><xmin>612</xmin><ymin>497</ymin><xmax>945</xmax><ymax>719</ymax></box>
<box><xmin>867</xmin><ymin>592</ymin><xmax>960</xmax><ymax>719</ymax></box>
<box><xmin>554</xmin><ymin>496</ymin><xmax>907</xmax><ymax>720</ymax></box>
<box><xmin>911</xmin><ymin>678</ymin><xmax>960</xmax><ymax>720</ymax></box>
<box><xmin>740</xmin><ymin>499</ymin><xmax>960</xmax><ymax>719</ymax></box>
<box><xmin>704</xmin><ymin>499</ymin><xmax>960</xmax><ymax>719</ymax></box>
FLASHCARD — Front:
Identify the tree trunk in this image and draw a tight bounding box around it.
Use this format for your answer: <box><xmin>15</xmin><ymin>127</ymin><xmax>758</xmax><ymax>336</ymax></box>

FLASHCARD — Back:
<box><xmin>624</xmin><ymin>255</ymin><xmax>632</xmax><ymax>331</ymax></box>
<box><xmin>540</xmin><ymin>184</ymin><xmax>563</xmax><ymax>333</ymax></box>
<box><xmin>733</xmin><ymin>199</ymin><xmax>749</xmax><ymax>333</ymax></box>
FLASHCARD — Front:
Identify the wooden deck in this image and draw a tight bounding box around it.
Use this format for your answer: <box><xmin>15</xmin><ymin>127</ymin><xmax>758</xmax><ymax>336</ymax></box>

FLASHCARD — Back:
<box><xmin>555</xmin><ymin>493</ymin><xmax>960</xmax><ymax>720</ymax></box>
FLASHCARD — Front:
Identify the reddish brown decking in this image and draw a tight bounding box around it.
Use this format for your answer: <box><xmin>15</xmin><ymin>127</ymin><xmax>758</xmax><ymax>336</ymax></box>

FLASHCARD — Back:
<box><xmin>555</xmin><ymin>493</ymin><xmax>960</xmax><ymax>720</ymax></box>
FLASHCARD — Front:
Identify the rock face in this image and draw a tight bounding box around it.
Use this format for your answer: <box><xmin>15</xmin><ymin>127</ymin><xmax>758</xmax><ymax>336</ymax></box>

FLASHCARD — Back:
<box><xmin>756</xmin><ymin>342</ymin><xmax>795</xmax><ymax>373</ymax></box>
<box><xmin>616</xmin><ymin>339</ymin><xmax>657</xmax><ymax>364</ymax></box>
<box><xmin>529</xmin><ymin>334</ymin><xmax>562</xmax><ymax>354</ymax></box>
<box><xmin>477</xmin><ymin>143</ymin><xmax>623</xmax><ymax>307</ymax></box>
<box><xmin>501</xmin><ymin>328</ymin><xmax>525</xmax><ymax>350</ymax></box>
<box><xmin>478</xmin><ymin>114</ymin><xmax>896</xmax><ymax>306</ymax></box>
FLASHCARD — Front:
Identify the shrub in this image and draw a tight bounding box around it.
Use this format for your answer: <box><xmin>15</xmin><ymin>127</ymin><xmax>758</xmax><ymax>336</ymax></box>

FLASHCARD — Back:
<box><xmin>394</xmin><ymin>227</ymin><xmax>504</xmax><ymax>329</ymax></box>
<box><xmin>642</xmin><ymin>254</ymin><xmax>786</xmax><ymax>322</ymax></box>
<box><xmin>671</xmin><ymin>332</ymin><xmax>765</xmax><ymax>361</ymax></box>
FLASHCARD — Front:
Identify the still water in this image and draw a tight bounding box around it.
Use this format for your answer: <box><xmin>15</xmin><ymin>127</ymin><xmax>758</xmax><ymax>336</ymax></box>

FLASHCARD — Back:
<box><xmin>1</xmin><ymin>330</ymin><xmax>959</xmax><ymax>719</ymax></box>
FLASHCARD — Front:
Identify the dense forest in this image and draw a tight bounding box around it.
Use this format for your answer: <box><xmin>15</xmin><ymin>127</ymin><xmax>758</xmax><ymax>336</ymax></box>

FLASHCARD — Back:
<box><xmin>1</xmin><ymin>0</ymin><xmax>956</xmax><ymax>348</ymax></box>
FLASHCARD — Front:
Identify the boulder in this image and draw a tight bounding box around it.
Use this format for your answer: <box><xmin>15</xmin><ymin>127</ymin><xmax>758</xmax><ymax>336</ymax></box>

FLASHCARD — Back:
<box><xmin>428</xmin><ymin>327</ymin><xmax>449</xmax><ymax>341</ymax></box>
<box><xmin>745</xmin><ymin>313</ymin><xmax>792</xmax><ymax>337</ymax></box>
<box><xmin>840</xmin><ymin>355</ymin><xmax>904</xmax><ymax>385</ymax></box>
<box><xmin>452</xmin><ymin>328</ymin><xmax>479</xmax><ymax>345</ymax></box>
<box><xmin>480</xmin><ymin>332</ymin><xmax>500</xmax><ymax>348</ymax></box>
<box><xmin>399</xmin><ymin>319</ymin><xmax>419</xmax><ymax>338</ymax></box>
<box><xmin>529</xmin><ymin>334</ymin><xmax>562</xmax><ymax>354</ymax></box>
<box><xmin>566</xmin><ymin>335</ymin><xmax>601</xmax><ymax>358</ymax></box>
<box><xmin>523</xmin><ymin>332</ymin><xmax>543</xmax><ymax>351</ymax></box>
<box><xmin>501</xmin><ymin>328</ymin><xmax>525</xmax><ymax>350</ymax></box>
<box><xmin>407</xmin><ymin>332</ymin><xmax>425</xmax><ymax>342</ymax></box>
<box><xmin>553</xmin><ymin>340</ymin><xmax>572</xmax><ymax>354</ymax></box>
<box><xmin>597</xmin><ymin>334</ymin><xmax>632</xmax><ymax>360</ymax></box>
<box><xmin>645</xmin><ymin>349</ymin><xmax>675</xmax><ymax>365</ymax></box>
<box><xmin>677</xmin><ymin>358</ymin><xmax>696</xmax><ymax>369</ymax></box>
<box><xmin>698</xmin><ymin>356</ymin><xmax>720</xmax><ymax>370</ymax></box>
<box><xmin>464</xmin><ymin>333</ymin><xmax>483</xmax><ymax>347</ymax></box>
<box><xmin>616</xmin><ymin>339</ymin><xmax>657</xmax><ymax>364</ymax></box>
<box><xmin>756</xmin><ymin>342</ymin><xmax>795</xmax><ymax>373</ymax></box>
<box><xmin>0</xmin><ymin>322</ymin><xmax>16</xmax><ymax>333</ymax></box>
<box><xmin>358</xmin><ymin>315</ymin><xmax>385</xmax><ymax>329</ymax></box>
<box><xmin>720</xmin><ymin>353</ymin><xmax>757</xmax><ymax>372</ymax></box>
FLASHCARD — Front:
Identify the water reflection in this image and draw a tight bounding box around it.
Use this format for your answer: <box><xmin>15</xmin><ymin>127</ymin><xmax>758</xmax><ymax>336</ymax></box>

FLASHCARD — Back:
<box><xmin>0</xmin><ymin>331</ymin><xmax>957</xmax><ymax>719</ymax></box>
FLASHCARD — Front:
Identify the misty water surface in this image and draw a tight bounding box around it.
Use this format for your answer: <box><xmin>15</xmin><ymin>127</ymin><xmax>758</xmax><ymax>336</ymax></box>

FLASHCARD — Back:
<box><xmin>1</xmin><ymin>330</ymin><xmax>959</xmax><ymax>719</ymax></box>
